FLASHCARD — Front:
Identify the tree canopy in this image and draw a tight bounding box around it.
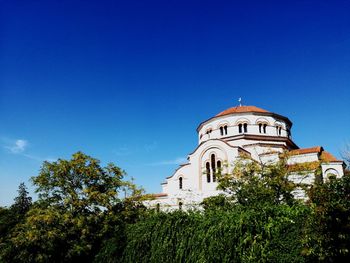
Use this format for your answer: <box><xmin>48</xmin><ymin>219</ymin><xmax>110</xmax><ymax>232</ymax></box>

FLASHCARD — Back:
<box><xmin>0</xmin><ymin>152</ymin><xmax>144</xmax><ymax>263</ymax></box>
<box><xmin>0</xmin><ymin>151</ymin><xmax>349</xmax><ymax>263</ymax></box>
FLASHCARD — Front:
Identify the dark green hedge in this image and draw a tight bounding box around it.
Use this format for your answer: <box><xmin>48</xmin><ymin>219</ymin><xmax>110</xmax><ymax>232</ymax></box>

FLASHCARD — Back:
<box><xmin>97</xmin><ymin>204</ymin><xmax>309</xmax><ymax>263</ymax></box>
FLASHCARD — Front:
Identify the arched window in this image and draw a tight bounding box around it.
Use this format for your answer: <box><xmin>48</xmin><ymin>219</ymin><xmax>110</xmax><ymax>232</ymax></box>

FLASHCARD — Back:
<box><xmin>258</xmin><ymin>123</ymin><xmax>267</xmax><ymax>134</ymax></box>
<box><xmin>243</xmin><ymin>123</ymin><xmax>248</xmax><ymax>133</ymax></box>
<box><xmin>179</xmin><ymin>177</ymin><xmax>183</xmax><ymax>189</ymax></box>
<box><xmin>206</xmin><ymin>162</ymin><xmax>210</xmax><ymax>183</ymax></box>
<box><xmin>205</xmin><ymin>155</ymin><xmax>223</xmax><ymax>183</ymax></box>
<box><xmin>220</xmin><ymin>126</ymin><xmax>224</xmax><ymax>136</ymax></box>
<box><xmin>156</xmin><ymin>203</ymin><xmax>160</xmax><ymax>212</ymax></box>
<box><xmin>276</xmin><ymin>126</ymin><xmax>282</xmax><ymax>136</ymax></box>
<box><xmin>217</xmin><ymin>160</ymin><xmax>222</xmax><ymax>178</ymax></box>
<box><xmin>211</xmin><ymin>154</ymin><xmax>216</xmax><ymax>182</ymax></box>
<box><xmin>238</xmin><ymin>124</ymin><xmax>242</xmax><ymax>133</ymax></box>
<box><xmin>224</xmin><ymin>125</ymin><xmax>228</xmax><ymax>135</ymax></box>
<box><xmin>179</xmin><ymin>202</ymin><xmax>183</xmax><ymax>210</ymax></box>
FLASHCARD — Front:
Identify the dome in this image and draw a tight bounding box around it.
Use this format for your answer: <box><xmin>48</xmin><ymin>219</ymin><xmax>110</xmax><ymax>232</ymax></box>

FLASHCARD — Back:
<box><xmin>216</xmin><ymin>105</ymin><xmax>269</xmax><ymax>117</ymax></box>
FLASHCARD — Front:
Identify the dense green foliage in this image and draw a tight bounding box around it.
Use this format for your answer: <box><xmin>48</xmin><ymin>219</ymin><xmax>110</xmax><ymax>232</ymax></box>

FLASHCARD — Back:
<box><xmin>217</xmin><ymin>157</ymin><xmax>298</xmax><ymax>207</ymax></box>
<box><xmin>118</xmin><ymin>204</ymin><xmax>308</xmax><ymax>263</ymax></box>
<box><xmin>0</xmin><ymin>183</ymin><xmax>32</xmax><ymax>241</ymax></box>
<box><xmin>304</xmin><ymin>175</ymin><xmax>350</xmax><ymax>261</ymax></box>
<box><xmin>0</xmin><ymin>152</ymin><xmax>145</xmax><ymax>263</ymax></box>
<box><xmin>0</xmin><ymin>152</ymin><xmax>349</xmax><ymax>262</ymax></box>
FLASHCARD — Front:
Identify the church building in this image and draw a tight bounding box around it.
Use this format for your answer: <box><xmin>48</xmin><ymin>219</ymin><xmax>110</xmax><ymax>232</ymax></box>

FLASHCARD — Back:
<box><xmin>149</xmin><ymin>105</ymin><xmax>345</xmax><ymax>210</ymax></box>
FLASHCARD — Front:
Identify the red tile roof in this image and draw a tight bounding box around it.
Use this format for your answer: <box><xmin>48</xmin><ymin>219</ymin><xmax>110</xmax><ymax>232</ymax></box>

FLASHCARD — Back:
<box><xmin>289</xmin><ymin>146</ymin><xmax>323</xmax><ymax>156</ymax></box>
<box><xmin>289</xmin><ymin>147</ymin><xmax>342</xmax><ymax>162</ymax></box>
<box><xmin>216</xmin><ymin>105</ymin><xmax>269</xmax><ymax>117</ymax></box>
<box><xmin>320</xmin><ymin>151</ymin><xmax>341</xmax><ymax>162</ymax></box>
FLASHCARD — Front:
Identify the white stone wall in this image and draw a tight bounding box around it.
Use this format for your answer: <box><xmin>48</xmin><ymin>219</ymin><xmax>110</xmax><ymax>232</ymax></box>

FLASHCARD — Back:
<box><xmin>198</xmin><ymin>113</ymin><xmax>290</xmax><ymax>144</ymax></box>
<box><xmin>287</xmin><ymin>153</ymin><xmax>319</xmax><ymax>164</ymax></box>
<box><xmin>321</xmin><ymin>163</ymin><xmax>344</xmax><ymax>180</ymax></box>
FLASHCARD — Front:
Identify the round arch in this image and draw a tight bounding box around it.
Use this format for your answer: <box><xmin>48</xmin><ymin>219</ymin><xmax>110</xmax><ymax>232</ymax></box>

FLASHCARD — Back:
<box><xmin>235</xmin><ymin>118</ymin><xmax>250</xmax><ymax>125</ymax></box>
<box><xmin>256</xmin><ymin>117</ymin><xmax>270</xmax><ymax>125</ymax></box>
<box><xmin>324</xmin><ymin>168</ymin><xmax>339</xmax><ymax>179</ymax></box>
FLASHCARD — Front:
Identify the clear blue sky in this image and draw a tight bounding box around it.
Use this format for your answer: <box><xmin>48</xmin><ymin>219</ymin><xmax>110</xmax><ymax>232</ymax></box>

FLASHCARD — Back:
<box><xmin>1</xmin><ymin>0</ymin><xmax>350</xmax><ymax>206</ymax></box>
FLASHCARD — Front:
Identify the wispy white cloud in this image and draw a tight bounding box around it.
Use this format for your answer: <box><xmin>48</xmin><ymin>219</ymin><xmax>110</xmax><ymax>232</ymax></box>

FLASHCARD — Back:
<box><xmin>5</xmin><ymin>139</ymin><xmax>28</xmax><ymax>153</ymax></box>
<box><xmin>22</xmin><ymin>153</ymin><xmax>57</xmax><ymax>163</ymax></box>
<box><xmin>148</xmin><ymin>157</ymin><xmax>187</xmax><ymax>166</ymax></box>
<box><xmin>2</xmin><ymin>137</ymin><xmax>56</xmax><ymax>163</ymax></box>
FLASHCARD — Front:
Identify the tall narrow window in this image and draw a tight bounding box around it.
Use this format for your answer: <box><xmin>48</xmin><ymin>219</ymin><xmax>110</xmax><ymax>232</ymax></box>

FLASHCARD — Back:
<box><xmin>276</xmin><ymin>126</ymin><xmax>282</xmax><ymax>136</ymax></box>
<box><xmin>205</xmin><ymin>156</ymin><xmax>224</xmax><ymax>183</ymax></box>
<box><xmin>179</xmin><ymin>177</ymin><xmax>183</xmax><ymax>189</ymax></box>
<box><xmin>220</xmin><ymin>126</ymin><xmax>223</xmax><ymax>136</ymax></box>
<box><xmin>217</xmin><ymin>160</ymin><xmax>222</xmax><ymax>178</ymax></box>
<box><xmin>156</xmin><ymin>203</ymin><xmax>160</xmax><ymax>212</ymax></box>
<box><xmin>238</xmin><ymin>124</ymin><xmax>242</xmax><ymax>133</ymax></box>
<box><xmin>224</xmin><ymin>125</ymin><xmax>228</xmax><ymax>135</ymax></box>
<box><xmin>179</xmin><ymin>202</ymin><xmax>183</xmax><ymax>210</ymax></box>
<box><xmin>259</xmin><ymin>123</ymin><xmax>262</xmax><ymax>133</ymax></box>
<box><xmin>206</xmin><ymin>162</ymin><xmax>210</xmax><ymax>183</ymax></box>
<box><xmin>263</xmin><ymin>124</ymin><xmax>267</xmax><ymax>134</ymax></box>
<box><xmin>211</xmin><ymin>154</ymin><xmax>216</xmax><ymax>182</ymax></box>
<box><xmin>243</xmin><ymin>123</ymin><xmax>248</xmax><ymax>133</ymax></box>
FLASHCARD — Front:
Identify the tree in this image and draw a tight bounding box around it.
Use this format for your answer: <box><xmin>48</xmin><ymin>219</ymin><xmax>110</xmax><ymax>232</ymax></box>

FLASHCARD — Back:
<box><xmin>1</xmin><ymin>152</ymin><xmax>142</xmax><ymax>263</ymax></box>
<box><xmin>32</xmin><ymin>152</ymin><xmax>127</xmax><ymax>212</ymax></box>
<box><xmin>11</xmin><ymin>182</ymin><xmax>32</xmax><ymax>215</ymax></box>
<box><xmin>304</xmin><ymin>175</ymin><xmax>350</xmax><ymax>262</ymax></box>
<box><xmin>216</xmin><ymin>155</ymin><xmax>301</xmax><ymax>208</ymax></box>
<box><xmin>0</xmin><ymin>207</ymin><xmax>14</xmax><ymax>239</ymax></box>
<box><xmin>0</xmin><ymin>183</ymin><xmax>32</xmax><ymax>249</ymax></box>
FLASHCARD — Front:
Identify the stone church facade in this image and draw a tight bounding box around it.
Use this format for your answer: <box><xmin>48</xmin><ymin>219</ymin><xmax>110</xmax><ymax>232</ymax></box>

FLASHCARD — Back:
<box><xmin>148</xmin><ymin>105</ymin><xmax>344</xmax><ymax>210</ymax></box>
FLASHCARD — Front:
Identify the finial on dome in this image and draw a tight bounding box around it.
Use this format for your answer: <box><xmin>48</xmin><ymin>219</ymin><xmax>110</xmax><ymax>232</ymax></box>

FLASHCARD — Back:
<box><xmin>238</xmin><ymin>97</ymin><xmax>242</xmax><ymax>107</ymax></box>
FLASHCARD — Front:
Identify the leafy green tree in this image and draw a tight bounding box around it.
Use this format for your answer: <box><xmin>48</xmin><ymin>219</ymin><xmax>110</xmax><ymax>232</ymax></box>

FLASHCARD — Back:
<box><xmin>304</xmin><ymin>175</ymin><xmax>350</xmax><ymax>262</ymax></box>
<box><xmin>216</xmin><ymin>156</ymin><xmax>300</xmax><ymax>208</ymax></box>
<box><xmin>200</xmin><ymin>194</ymin><xmax>233</xmax><ymax>211</ymax></box>
<box><xmin>1</xmin><ymin>152</ymin><xmax>142</xmax><ymax>263</ymax></box>
<box><xmin>32</xmin><ymin>152</ymin><xmax>127</xmax><ymax>212</ymax></box>
<box><xmin>94</xmin><ymin>198</ymin><xmax>147</xmax><ymax>263</ymax></box>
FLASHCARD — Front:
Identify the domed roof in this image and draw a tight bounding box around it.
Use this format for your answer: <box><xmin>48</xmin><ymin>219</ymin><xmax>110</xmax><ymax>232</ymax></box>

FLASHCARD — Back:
<box><xmin>196</xmin><ymin>104</ymin><xmax>292</xmax><ymax>133</ymax></box>
<box><xmin>216</xmin><ymin>105</ymin><xmax>269</xmax><ymax>117</ymax></box>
